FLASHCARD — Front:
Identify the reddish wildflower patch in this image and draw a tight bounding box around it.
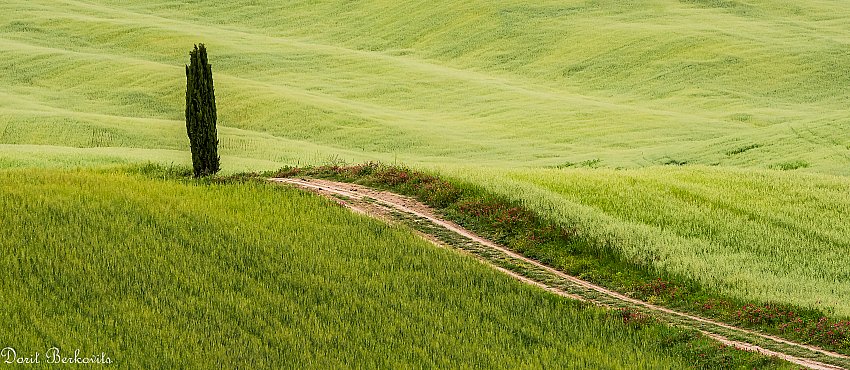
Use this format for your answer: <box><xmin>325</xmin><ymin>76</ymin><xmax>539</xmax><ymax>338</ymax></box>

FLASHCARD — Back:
<box><xmin>618</xmin><ymin>308</ymin><xmax>655</xmax><ymax>327</ymax></box>
<box><xmin>735</xmin><ymin>303</ymin><xmax>794</xmax><ymax>325</ymax></box>
<box><xmin>455</xmin><ymin>199</ymin><xmax>535</xmax><ymax>232</ymax></box>
<box><xmin>635</xmin><ymin>278</ymin><xmax>681</xmax><ymax>299</ymax></box>
<box><xmin>731</xmin><ymin>303</ymin><xmax>850</xmax><ymax>348</ymax></box>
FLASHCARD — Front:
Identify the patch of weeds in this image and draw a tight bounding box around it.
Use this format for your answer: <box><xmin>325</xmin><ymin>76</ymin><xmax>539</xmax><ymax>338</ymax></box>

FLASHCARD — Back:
<box><xmin>725</xmin><ymin>143</ymin><xmax>761</xmax><ymax>156</ymax></box>
<box><xmin>728</xmin><ymin>112</ymin><xmax>753</xmax><ymax>122</ymax></box>
<box><xmin>661</xmin><ymin>158</ymin><xmax>689</xmax><ymax>166</ymax></box>
<box><xmin>634</xmin><ymin>278</ymin><xmax>681</xmax><ymax>301</ymax></box>
<box><xmin>770</xmin><ymin>160</ymin><xmax>809</xmax><ymax>171</ymax></box>
<box><xmin>124</xmin><ymin>162</ymin><xmax>193</xmax><ymax>180</ymax></box>
<box><xmin>617</xmin><ymin>307</ymin><xmax>656</xmax><ymax>328</ymax></box>
<box><xmin>552</xmin><ymin>159</ymin><xmax>602</xmax><ymax>169</ymax></box>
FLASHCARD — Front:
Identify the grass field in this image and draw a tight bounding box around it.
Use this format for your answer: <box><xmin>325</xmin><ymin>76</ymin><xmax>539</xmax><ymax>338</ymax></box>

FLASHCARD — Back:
<box><xmin>2</xmin><ymin>0</ymin><xmax>850</xmax><ymax>362</ymax></box>
<box><xmin>2</xmin><ymin>0</ymin><xmax>849</xmax><ymax>172</ymax></box>
<box><xmin>0</xmin><ymin>168</ymin><xmax>791</xmax><ymax>368</ymax></box>
<box><xmin>448</xmin><ymin>165</ymin><xmax>850</xmax><ymax>317</ymax></box>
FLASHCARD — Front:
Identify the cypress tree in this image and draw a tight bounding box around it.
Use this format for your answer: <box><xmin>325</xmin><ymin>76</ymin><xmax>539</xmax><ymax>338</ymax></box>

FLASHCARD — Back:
<box><xmin>185</xmin><ymin>44</ymin><xmax>220</xmax><ymax>177</ymax></box>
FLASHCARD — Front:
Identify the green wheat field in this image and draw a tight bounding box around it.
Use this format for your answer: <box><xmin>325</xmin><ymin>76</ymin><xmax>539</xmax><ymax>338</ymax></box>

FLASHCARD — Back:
<box><xmin>1</xmin><ymin>0</ymin><xmax>848</xmax><ymax>367</ymax></box>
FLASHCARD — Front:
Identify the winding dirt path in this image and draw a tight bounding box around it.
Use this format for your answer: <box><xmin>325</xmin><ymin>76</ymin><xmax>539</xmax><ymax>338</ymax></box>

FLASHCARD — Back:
<box><xmin>272</xmin><ymin>177</ymin><xmax>848</xmax><ymax>370</ymax></box>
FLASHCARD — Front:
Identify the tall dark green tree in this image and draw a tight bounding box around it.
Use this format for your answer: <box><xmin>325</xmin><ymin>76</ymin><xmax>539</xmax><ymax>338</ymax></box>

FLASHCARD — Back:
<box><xmin>185</xmin><ymin>44</ymin><xmax>220</xmax><ymax>177</ymax></box>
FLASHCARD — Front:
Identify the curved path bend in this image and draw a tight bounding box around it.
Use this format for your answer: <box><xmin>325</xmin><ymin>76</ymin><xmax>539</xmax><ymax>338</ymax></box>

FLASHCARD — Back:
<box><xmin>272</xmin><ymin>177</ymin><xmax>848</xmax><ymax>370</ymax></box>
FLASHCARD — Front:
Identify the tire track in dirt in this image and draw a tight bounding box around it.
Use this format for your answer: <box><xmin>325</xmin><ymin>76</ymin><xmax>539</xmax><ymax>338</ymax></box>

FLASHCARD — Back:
<box><xmin>272</xmin><ymin>177</ymin><xmax>847</xmax><ymax>370</ymax></box>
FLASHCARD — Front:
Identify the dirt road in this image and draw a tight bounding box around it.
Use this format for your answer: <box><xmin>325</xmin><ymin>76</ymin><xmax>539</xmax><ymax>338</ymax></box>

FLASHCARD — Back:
<box><xmin>272</xmin><ymin>177</ymin><xmax>848</xmax><ymax>370</ymax></box>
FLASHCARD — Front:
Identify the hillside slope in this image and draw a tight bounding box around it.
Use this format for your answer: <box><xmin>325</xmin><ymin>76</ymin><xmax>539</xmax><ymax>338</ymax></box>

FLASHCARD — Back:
<box><xmin>1</xmin><ymin>0</ymin><xmax>849</xmax><ymax>172</ymax></box>
<box><xmin>0</xmin><ymin>168</ymin><xmax>785</xmax><ymax>369</ymax></box>
<box><xmin>2</xmin><ymin>0</ymin><xmax>849</xmax><ymax>325</ymax></box>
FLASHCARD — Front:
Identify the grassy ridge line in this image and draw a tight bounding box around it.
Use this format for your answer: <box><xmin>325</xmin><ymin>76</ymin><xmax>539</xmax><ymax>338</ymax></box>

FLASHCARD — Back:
<box><xmin>0</xmin><ymin>30</ymin><xmax>712</xmax><ymax>168</ymax></box>
<box><xmin>271</xmin><ymin>163</ymin><xmax>850</xmax><ymax>355</ymax></box>
<box><xmin>90</xmin><ymin>0</ymin><xmax>850</xmax><ymax>167</ymax></box>
<box><xmin>0</xmin><ymin>144</ymin><xmax>288</xmax><ymax>172</ymax></box>
<box><xmin>2</xmin><ymin>0</ymin><xmax>849</xmax><ymax>171</ymax></box>
<box><xmin>1</xmin><ymin>166</ymin><xmax>733</xmax><ymax>369</ymax></box>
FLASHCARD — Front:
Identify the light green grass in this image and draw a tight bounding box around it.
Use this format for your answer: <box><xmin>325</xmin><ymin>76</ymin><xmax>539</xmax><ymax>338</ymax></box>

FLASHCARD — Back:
<box><xmin>1</xmin><ymin>0</ymin><xmax>849</xmax><ymax>322</ymax></box>
<box><xmin>0</xmin><ymin>169</ymin><xmax>722</xmax><ymax>369</ymax></box>
<box><xmin>2</xmin><ymin>0</ymin><xmax>849</xmax><ymax>172</ymax></box>
<box><xmin>446</xmin><ymin>165</ymin><xmax>850</xmax><ymax>316</ymax></box>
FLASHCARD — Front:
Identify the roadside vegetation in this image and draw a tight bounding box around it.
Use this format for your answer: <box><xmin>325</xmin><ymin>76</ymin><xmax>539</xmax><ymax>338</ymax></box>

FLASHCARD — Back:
<box><xmin>273</xmin><ymin>163</ymin><xmax>850</xmax><ymax>354</ymax></box>
<box><xmin>0</xmin><ymin>167</ymin><xmax>792</xmax><ymax>369</ymax></box>
<box><xmin>447</xmin><ymin>166</ymin><xmax>850</xmax><ymax>318</ymax></box>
